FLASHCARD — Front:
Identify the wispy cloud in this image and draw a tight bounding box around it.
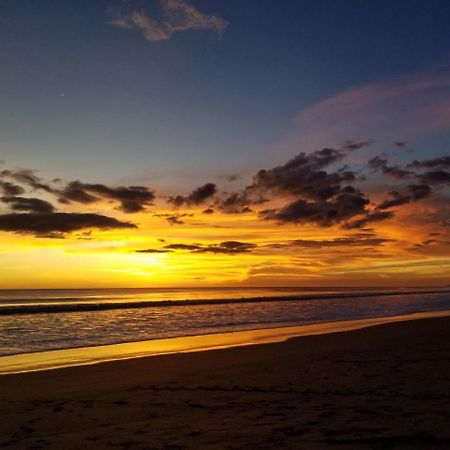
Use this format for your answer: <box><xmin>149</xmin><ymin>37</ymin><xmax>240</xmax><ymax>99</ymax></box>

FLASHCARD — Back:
<box><xmin>281</xmin><ymin>66</ymin><xmax>450</xmax><ymax>152</ymax></box>
<box><xmin>109</xmin><ymin>0</ymin><xmax>228</xmax><ymax>42</ymax></box>
<box><xmin>110</xmin><ymin>10</ymin><xmax>171</xmax><ymax>41</ymax></box>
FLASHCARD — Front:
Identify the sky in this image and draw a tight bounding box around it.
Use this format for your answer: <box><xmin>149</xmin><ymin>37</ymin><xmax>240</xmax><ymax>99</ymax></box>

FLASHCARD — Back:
<box><xmin>0</xmin><ymin>0</ymin><xmax>449</xmax><ymax>288</ymax></box>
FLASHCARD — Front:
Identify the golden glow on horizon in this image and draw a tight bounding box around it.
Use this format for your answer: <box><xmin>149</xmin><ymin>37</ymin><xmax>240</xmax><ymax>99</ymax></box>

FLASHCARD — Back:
<box><xmin>1</xmin><ymin>201</ymin><xmax>449</xmax><ymax>289</ymax></box>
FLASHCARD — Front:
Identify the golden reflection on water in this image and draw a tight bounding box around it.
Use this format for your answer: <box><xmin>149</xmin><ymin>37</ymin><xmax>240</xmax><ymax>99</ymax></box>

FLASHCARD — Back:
<box><xmin>0</xmin><ymin>311</ymin><xmax>449</xmax><ymax>375</ymax></box>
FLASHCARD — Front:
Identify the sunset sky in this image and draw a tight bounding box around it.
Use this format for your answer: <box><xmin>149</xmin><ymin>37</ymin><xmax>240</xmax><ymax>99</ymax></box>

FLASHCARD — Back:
<box><xmin>1</xmin><ymin>0</ymin><xmax>449</xmax><ymax>288</ymax></box>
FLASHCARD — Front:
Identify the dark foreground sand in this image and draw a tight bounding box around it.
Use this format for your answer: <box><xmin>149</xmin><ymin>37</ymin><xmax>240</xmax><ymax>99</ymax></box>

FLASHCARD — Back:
<box><xmin>1</xmin><ymin>317</ymin><xmax>449</xmax><ymax>449</ymax></box>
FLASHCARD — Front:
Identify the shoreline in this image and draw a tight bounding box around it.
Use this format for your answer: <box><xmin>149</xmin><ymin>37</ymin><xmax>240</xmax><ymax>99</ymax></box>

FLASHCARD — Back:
<box><xmin>1</xmin><ymin>309</ymin><xmax>449</xmax><ymax>375</ymax></box>
<box><xmin>1</xmin><ymin>315</ymin><xmax>449</xmax><ymax>448</ymax></box>
<box><xmin>2</xmin><ymin>287</ymin><xmax>449</xmax><ymax>315</ymax></box>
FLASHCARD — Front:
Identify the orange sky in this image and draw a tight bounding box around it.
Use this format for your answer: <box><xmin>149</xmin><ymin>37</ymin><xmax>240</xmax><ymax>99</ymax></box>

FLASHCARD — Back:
<box><xmin>1</xmin><ymin>194</ymin><xmax>449</xmax><ymax>289</ymax></box>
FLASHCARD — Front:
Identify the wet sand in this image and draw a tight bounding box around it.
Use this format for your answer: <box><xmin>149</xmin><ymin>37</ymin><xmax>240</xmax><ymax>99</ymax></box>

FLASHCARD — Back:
<box><xmin>1</xmin><ymin>316</ymin><xmax>450</xmax><ymax>449</ymax></box>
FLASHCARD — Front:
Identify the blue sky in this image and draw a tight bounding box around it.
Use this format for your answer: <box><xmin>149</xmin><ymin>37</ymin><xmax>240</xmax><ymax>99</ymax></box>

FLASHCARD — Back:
<box><xmin>1</xmin><ymin>0</ymin><xmax>450</xmax><ymax>188</ymax></box>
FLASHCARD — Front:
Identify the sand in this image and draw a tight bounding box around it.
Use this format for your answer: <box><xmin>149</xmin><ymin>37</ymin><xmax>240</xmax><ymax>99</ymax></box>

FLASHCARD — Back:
<box><xmin>0</xmin><ymin>316</ymin><xmax>449</xmax><ymax>449</ymax></box>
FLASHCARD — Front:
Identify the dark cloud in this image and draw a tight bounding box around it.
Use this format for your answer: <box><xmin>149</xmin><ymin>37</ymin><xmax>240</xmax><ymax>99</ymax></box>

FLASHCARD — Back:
<box><xmin>187</xmin><ymin>183</ymin><xmax>217</xmax><ymax>204</ymax></box>
<box><xmin>344</xmin><ymin>211</ymin><xmax>395</xmax><ymax>229</ymax></box>
<box><xmin>369</xmin><ymin>154</ymin><xmax>450</xmax><ymax>187</ymax></box>
<box><xmin>216</xmin><ymin>144</ymin><xmax>372</xmax><ymax>221</ymax></box>
<box><xmin>376</xmin><ymin>191</ymin><xmax>412</xmax><ymax>210</ymax></box>
<box><xmin>285</xmin><ymin>234</ymin><xmax>391</xmax><ymax>248</ymax></box>
<box><xmin>421</xmin><ymin>170</ymin><xmax>450</xmax><ymax>185</ymax></box>
<box><xmin>251</xmin><ymin>147</ymin><xmax>357</xmax><ymax>200</ymax></box>
<box><xmin>164</xmin><ymin>243</ymin><xmax>203</xmax><ymax>251</ymax></box>
<box><xmin>59</xmin><ymin>183</ymin><xmax>99</xmax><ymax>204</ymax></box>
<box><xmin>0</xmin><ymin>168</ymin><xmax>156</xmax><ymax>213</ymax></box>
<box><xmin>408</xmin><ymin>184</ymin><xmax>432</xmax><ymax>200</ymax></box>
<box><xmin>341</xmin><ymin>139</ymin><xmax>374</xmax><ymax>151</ymax></box>
<box><xmin>368</xmin><ymin>155</ymin><xmax>414</xmax><ymax>179</ymax></box>
<box><xmin>368</xmin><ymin>153</ymin><xmax>447</xmax><ymax>211</ymax></box>
<box><xmin>166</xmin><ymin>215</ymin><xmax>184</xmax><ymax>225</ymax></box>
<box><xmin>260</xmin><ymin>189</ymin><xmax>369</xmax><ymax>226</ymax></box>
<box><xmin>0</xmin><ymin>213</ymin><xmax>136</xmax><ymax>237</ymax></box>
<box><xmin>375</xmin><ymin>184</ymin><xmax>433</xmax><ymax>210</ymax></box>
<box><xmin>154</xmin><ymin>212</ymin><xmax>193</xmax><ymax>225</ymax></box>
<box><xmin>197</xmin><ymin>241</ymin><xmax>257</xmax><ymax>254</ymax></box>
<box><xmin>1</xmin><ymin>196</ymin><xmax>55</xmax><ymax>214</ymax></box>
<box><xmin>60</xmin><ymin>182</ymin><xmax>155</xmax><ymax>213</ymax></box>
<box><xmin>75</xmin><ymin>231</ymin><xmax>94</xmax><ymax>241</ymax></box>
<box><xmin>168</xmin><ymin>183</ymin><xmax>217</xmax><ymax>207</ymax></box>
<box><xmin>0</xmin><ymin>181</ymin><xmax>25</xmax><ymax>196</ymax></box>
<box><xmin>393</xmin><ymin>141</ymin><xmax>413</xmax><ymax>151</ymax></box>
<box><xmin>202</xmin><ymin>208</ymin><xmax>214</xmax><ymax>214</ymax></box>
<box><xmin>0</xmin><ymin>169</ymin><xmax>56</xmax><ymax>194</ymax></box>
<box><xmin>223</xmin><ymin>174</ymin><xmax>240</xmax><ymax>182</ymax></box>
<box><xmin>419</xmin><ymin>239</ymin><xmax>438</xmax><ymax>246</ymax></box>
<box><xmin>411</xmin><ymin>237</ymin><xmax>450</xmax><ymax>253</ymax></box>
<box><xmin>218</xmin><ymin>192</ymin><xmax>254</xmax><ymax>214</ymax></box>
<box><xmin>408</xmin><ymin>156</ymin><xmax>450</xmax><ymax>169</ymax></box>
<box><xmin>136</xmin><ymin>248</ymin><xmax>173</xmax><ymax>253</ymax></box>
<box><xmin>163</xmin><ymin>241</ymin><xmax>256</xmax><ymax>254</ymax></box>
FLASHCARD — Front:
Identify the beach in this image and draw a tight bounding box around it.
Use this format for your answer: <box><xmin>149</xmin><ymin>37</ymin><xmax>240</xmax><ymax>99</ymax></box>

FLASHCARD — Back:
<box><xmin>1</xmin><ymin>315</ymin><xmax>449</xmax><ymax>449</ymax></box>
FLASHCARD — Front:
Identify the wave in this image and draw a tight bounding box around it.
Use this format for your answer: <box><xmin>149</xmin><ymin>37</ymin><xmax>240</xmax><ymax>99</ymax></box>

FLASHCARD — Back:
<box><xmin>0</xmin><ymin>289</ymin><xmax>448</xmax><ymax>316</ymax></box>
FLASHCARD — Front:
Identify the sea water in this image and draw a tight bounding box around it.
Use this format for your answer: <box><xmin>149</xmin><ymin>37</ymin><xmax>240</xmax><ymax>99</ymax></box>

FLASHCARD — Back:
<box><xmin>1</xmin><ymin>287</ymin><xmax>449</xmax><ymax>356</ymax></box>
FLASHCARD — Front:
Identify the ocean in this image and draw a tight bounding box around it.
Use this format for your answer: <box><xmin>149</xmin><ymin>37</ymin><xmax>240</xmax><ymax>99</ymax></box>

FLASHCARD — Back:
<box><xmin>1</xmin><ymin>287</ymin><xmax>449</xmax><ymax>357</ymax></box>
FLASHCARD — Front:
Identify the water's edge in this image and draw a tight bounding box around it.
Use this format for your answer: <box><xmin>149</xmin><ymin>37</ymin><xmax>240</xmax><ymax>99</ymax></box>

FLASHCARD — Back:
<box><xmin>1</xmin><ymin>310</ymin><xmax>449</xmax><ymax>375</ymax></box>
<box><xmin>1</xmin><ymin>288</ymin><xmax>448</xmax><ymax>315</ymax></box>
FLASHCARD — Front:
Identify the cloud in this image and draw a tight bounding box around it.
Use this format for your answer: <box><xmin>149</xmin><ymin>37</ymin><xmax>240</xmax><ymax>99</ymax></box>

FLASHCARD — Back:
<box><xmin>163</xmin><ymin>0</ymin><xmax>227</xmax><ymax>34</ymax></box>
<box><xmin>408</xmin><ymin>184</ymin><xmax>433</xmax><ymax>200</ymax></box>
<box><xmin>59</xmin><ymin>182</ymin><xmax>155</xmax><ymax>213</ymax></box>
<box><xmin>0</xmin><ymin>169</ymin><xmax>56</xmax><ymax>194</ymax></box>
<box><xmin>368</xmin><ymin>154</ymin><xmax>449</xmax><ymax>210</ymax></box>
<box><xmin>109</xmin><ymin>0</ymin><xmax>228</xmax><ymax>42</ymax></box>
<box><xmin>228</xmin><ymin>145</ymin><xmax>369</xmax><ymax>225</ymax></box>
<box><xmin>393</xmin><ymin>141</ymin><xmax>412</xmax><ymax>151</ymax></box>
<box><xmin>196</xmin><ymin>241</ymin><xmax>257</xmax><ymax>254</ymax></box>
<box><xmin>164</xmin><ymin>243</ymin><xmax>202</xmax><ymax>251</ymax></box>
<box><xmin>260</xmin><ymin>188</ymin><xmax>369</xmax><ymax>226</ymax></box>
<box><xmin>251</xmin><ymin>146</ymin><xmax>361</xmax><ymax>200</ymax></box>
<box><xmin>163</xmin><ymin>241</ymin><xmax>256</xmax><ymax>254</ymax></box>
<box><xmin>168</xmin><ymin>183</ymin><xmax>217</xmax><ymax>207</ymax></box>
<box><xmin>0</xmin><ymin>213</ymin><xmax>136</xmax><ymax>237</ymax></box>
<box><xmin>376</xmin><ymin>191</ymin><xmax>411</xmax><ymax>210</ymax></box>
<box><xmin>344</xmin><ymin>211</ymin><xmax>395</xmax><ymax>229</ymax></box>
<box><xmin>376</xmin><ymin>184</ymin><xmax>432</xmax><ymax>210</ymax></box>
<box><xmin>287</xmin><ymin>66</ymin><xmax>450</xmax><ymax>150</ymax></box>
<box><xmin>110</xmin><ymin>10</ymin><xmax>171</xmax><ymax>41</ymax></box>
<box><xmin>217</xmin><ymin>192</ymin><xmax>254</xmax><ymax>214</ymax></box>
<box><xmin>284</xmin><ymin>234</ymin><xmax>391</xmax><ymax>248</ymax></box>
<box><xmin>408</xmin><ymin>156</ymin><xmax>450</xmax><ymax>169</ymax></box>
<box><xmin>368</xmin><ymin>155</ymin><xmax>414</xmax><ymax>179</ymax></box>
<box><xmin>223</xmin><ymin>174</ymin><xmax>240</xmax><ymax>182</ymax></box>
<box><xmin>1</xmin><ymin>196</ymin><xmax>55</xmax><ymax>214</ymax></box>
<box><xmin>0</xmin><ymin>169</ymin><xmax>155</xmax><ymax>213</ymax></box>
<box><xmin>421</xmin><ymin>170</ymin><xmax>450</xmax><ymax>185</ymax></box>
<box><xmin>215</xmin><ymin>144</ymin><xmax>372</xmax><ymax>220</ymax></box>
<box><xmin>0</xmin><ymin>181</ymin><xmax>25</xmax><ymax>196</ymax></box>
<box><xmin>136</xmin><ymin>248</ymin><xmax>173</xmax><ymax>253</ymax></box>
<box><xmin>153</xmin><ymin>212</ymin><xmax>193</xmax><ymax>225</ymax></box>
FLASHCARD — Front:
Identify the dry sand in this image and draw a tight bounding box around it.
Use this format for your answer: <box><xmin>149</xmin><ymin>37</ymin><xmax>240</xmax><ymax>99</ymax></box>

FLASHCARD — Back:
<box><xmin>0</xmin><ymin>316</ymin><xmax>449</xmax><ymax>449</ymax></box>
